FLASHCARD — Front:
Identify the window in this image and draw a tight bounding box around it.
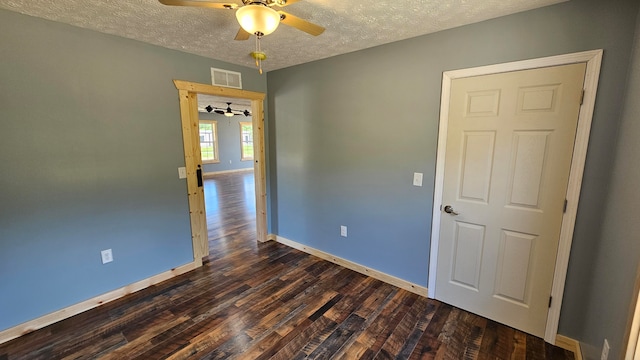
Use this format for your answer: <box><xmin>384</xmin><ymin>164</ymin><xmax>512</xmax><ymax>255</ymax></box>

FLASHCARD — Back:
<box><xmin>240</xmin><ymin>122</ymin><xmax>254</xmax><ymax>161</ymax></box>
<box><xmin>199</xmin><ymin>120</ymin><xmax>219</xmax><ymax>163</ymax></box>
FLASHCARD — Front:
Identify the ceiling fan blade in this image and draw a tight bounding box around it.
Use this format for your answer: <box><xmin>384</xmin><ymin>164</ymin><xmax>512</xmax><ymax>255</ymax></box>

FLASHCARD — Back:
<box><xmin>271</xmin><ymin>0</ymin><xmax>300</xmax><ymax>7</ymax></box>
<box><xmin>158</xmin><ymin>0</ymin><xmax>238</xmax><ymax>10</ymax></box>
<box><xmin>278</xmin><ymin>11</ymin><xmax>325</xmax><ymax>36</ymax></box>
<box><xmin>234</xmin><ymin>27</ymin><xmax>251</xmax><ymax>41</ymax></box>
<box><xmin>214</xmin><ymin>110</ymin><xmax>225</xmax><ymax>115</ymax></box>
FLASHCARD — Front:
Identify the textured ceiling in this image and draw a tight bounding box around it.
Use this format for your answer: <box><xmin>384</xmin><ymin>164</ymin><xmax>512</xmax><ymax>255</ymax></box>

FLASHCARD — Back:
<box><xmin>0</xmin><ymin>0</ymin><xmax>566</xmax><ymax>73</ymax></box>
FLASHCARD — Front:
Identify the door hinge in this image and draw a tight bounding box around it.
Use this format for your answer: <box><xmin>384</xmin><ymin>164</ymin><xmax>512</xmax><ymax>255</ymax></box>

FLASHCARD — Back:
<box><xmin>549</xmin><ymin>296</ymin><xmax>553</xmax><ymax>308</ymax></box>
<box><xmin>563</xmin><ymin>199</ymin><xmax>568</xmax><ymax>213</ymax></box>
<box><xmin>580</xmin><ymin>89</ymin><xmax>585</xmax><ymax>105</ymax></box>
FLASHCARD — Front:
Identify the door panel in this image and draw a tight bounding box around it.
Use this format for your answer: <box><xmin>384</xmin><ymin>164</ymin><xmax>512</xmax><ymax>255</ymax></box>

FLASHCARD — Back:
<box><xmin>494</xmin><ymin>230</ymin><xmax>536</xmax><ymax>305</ymax></box>
<box><xmin>460</xmin><ymin>131</ymin><xmax>495</xmax><ymax>203</ymax></box>
<box><xmin>450</xmin><ymin>221</ymin><xmax>485</xmax><ymax>290</ymax></box>
<box><xmin>435</xmin><ymin>63</ymin><xmax>586</xmax><ymax>337</ymax></box>
<box><xmin>508</xmin><ymin>131</ymin><xmax>550</xmax><ymax>209</ymax></box>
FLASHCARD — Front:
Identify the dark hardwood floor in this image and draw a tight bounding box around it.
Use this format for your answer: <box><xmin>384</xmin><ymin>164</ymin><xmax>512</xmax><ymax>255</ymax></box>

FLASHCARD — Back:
<box><xmin>0</xmin><ymin>171</ymin><xmax>574</xmax><ymax>359</ymax></box>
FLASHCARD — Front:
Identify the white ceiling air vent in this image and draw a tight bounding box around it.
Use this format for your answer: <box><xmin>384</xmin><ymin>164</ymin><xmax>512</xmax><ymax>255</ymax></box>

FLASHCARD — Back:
<box><xmin>211</xmin><ymin>68</ymin><xmax>242</xmax><ymax>89</ymax></box>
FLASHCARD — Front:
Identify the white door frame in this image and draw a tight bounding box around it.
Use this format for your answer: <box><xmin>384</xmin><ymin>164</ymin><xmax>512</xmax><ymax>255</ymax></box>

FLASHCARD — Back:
<box><xmin>427</xmin><ymin>49</ymin><xmax>603</xmax><ymax>343</ymax></box>
<box><xmin>625</xmin><ymin>285</ymin><xmax>640</xmax><ymax>359</ymax></box>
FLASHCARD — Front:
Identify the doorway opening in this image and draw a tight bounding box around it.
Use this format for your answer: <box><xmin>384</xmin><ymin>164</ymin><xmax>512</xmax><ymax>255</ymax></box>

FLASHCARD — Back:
<box><xmin>197</xmin><ymin>94</ymin><xmax>257</xmax><ymax>252</ymax></box>
<box><xmin>173</xmin><ymin>80</ymin><xmax>267</xmax><ymax>267</ymax></box>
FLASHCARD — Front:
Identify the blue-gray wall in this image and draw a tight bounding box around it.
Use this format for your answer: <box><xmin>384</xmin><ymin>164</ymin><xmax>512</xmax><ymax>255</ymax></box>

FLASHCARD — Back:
<box><xmin>266</xmin><ymin>0</ymin><xmax>639</xmax><ymax>358</ymax></box>
<box><xmin>199</xmin><ymin>112</ymin><xmax>254</xmax><ymax>173</ymax></box>
<box><xmin>578</xmin><ymin>7</ymin><xmax>640</xmax><ymax>359</ymax></box>
<box><xmin>0</xmin><ymin>9</ymin><xmax>266</xmax><ymax>331</ymax></box>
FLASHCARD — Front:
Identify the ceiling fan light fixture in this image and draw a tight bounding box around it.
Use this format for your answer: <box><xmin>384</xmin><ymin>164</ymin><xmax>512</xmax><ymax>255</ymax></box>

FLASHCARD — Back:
<box><xmin>236</xmin><ymin>4</ymin><xmax>280</xmax><ymax>36</ymax></box>
<box><xmin>224</xmin><ymin>103</ymin><xmax>235</xmax><ymax>117</ymax></box>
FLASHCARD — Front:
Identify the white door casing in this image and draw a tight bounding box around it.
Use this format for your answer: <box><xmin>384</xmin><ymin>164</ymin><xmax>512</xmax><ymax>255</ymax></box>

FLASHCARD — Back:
<box><xmin>428</xmin><ymin>50</ymin><xmax>603</xmax><ymax>343</ymax></box>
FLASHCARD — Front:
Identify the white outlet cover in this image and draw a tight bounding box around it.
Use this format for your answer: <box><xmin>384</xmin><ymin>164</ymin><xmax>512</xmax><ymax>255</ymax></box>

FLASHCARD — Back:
<box><xmin>101</xmin><ymin>249</ymin><xmax>113</xmax><ymax>264</ymax></box>
<box><xmin>340</xmin><ymin>226</ymin><xmax>347</xmax><ymax>237</ymax></box>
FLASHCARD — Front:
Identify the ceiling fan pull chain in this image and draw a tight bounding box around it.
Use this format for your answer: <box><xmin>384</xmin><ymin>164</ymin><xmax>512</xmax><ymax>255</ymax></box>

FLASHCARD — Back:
<box><xmin>255</xmin><ymin>35</ymin><xmax>260</xmax><ymax>67</ymax></box>
<box><xmin>257</xmin><ymin>35</ymin><xmax>263</xmax><ymax>74</ymax></box>
<box><xmin>253</xmin><ymin>34</ymin><xmax>264</xmax><ymax>74</ymax></box>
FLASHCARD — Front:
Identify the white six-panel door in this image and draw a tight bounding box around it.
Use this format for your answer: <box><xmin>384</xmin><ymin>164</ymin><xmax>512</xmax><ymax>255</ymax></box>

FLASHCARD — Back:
<box><xmin>435</xmin><ymin>63</ymin><xmax>586</xmax><ymax>337</ymax></box>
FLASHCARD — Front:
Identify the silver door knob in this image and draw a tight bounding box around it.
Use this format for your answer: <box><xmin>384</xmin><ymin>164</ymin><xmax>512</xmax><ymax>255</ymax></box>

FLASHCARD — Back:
<box><xmin>444</xmin><ymin>205</ymin><xmax>459</xmax><ymax>215</ymax></box>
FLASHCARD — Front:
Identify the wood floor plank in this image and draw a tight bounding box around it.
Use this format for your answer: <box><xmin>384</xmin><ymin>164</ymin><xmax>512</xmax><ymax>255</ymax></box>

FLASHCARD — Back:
<box><xmin>331</xmin><ymin>283</ymin><xmax>399</xmax><ymax>359</ymax></box>
<box><xmin>396</xmin><ymin>298</ymin><xmax>438</xmax><ymax>359</ymax></box>
<box><xmin>366</xmin><ymin>292</ymin><xmax>419</xmax><ymax>357</ymax></box>
<box><xmin>274</xmin><ymin>287</ymin><xmax>341</xmax><ymax>338</ymax></box>
<box><xmin>407</xmin><ymin>298</ymin><xmax>452</xmax><ymax>359</ymax></box>
<box><xmin>100</xmin><ymin>312</ymin><xmax>190</xmax><ymax>360</ymax></box>
<box><xmin>324</xmin><ymin>276</ymin><xmax>379</xmax><ymax>323</ymax></box>
<box><xmin>60</xmin><ymin>332</ymin><xmax>127</xmax><ymax>360</ymax></box>
<box><xmin>494</xmin><ymin>322</ymin><xmax>516</xmax><ymax>359</ymax></box>
<box><xmin>511</xmin><ymin>331</ymin><xmax>527</xmax><ymax>359</ymax></box>
<box><xmin>306</xmin><ymin>313</ymin><xmax>365</xmax><ymax>359</ymax></box>
<box><xmin>295</xmin><ymin>316</ymin><xmax>339</xmax><ymax>357</ymax></box>
<box><xmin>337</xmin><ymin>290</ymin><xmax>409</xmax><ymax>359</ymax></box>
<box><xmin>476</xmin><ymin>319</ymin><xmax>499</xmax><ymax>360</ymax></box>
<box><xmin>377</xmin><ymin>295</ymin><xmax>429</xmax><ymax>358</ymax></box>
<box><xmin>526</xmin><ymin>333</ymin><xmax>547</xmax><ymax>360</ymax></box>
<box><xmin>269</xmin><ymin>316</ymin><xmax>333</xmax><ymax>360</ymax></box>
<box><xmin>0</xmin><ymin>172</ymin><xmax>576</xmax><ymax>360</ymax></box>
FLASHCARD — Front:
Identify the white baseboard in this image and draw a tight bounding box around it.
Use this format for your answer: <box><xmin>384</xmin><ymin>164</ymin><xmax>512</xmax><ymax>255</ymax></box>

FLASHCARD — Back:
<box><xmin>203</xmin><ymin>168</ymin><xmax>253</xmax><ymax>177</ymax></box>
<box><xmin>272</xmin><ymin>235</ymin><xmax>428</xmax><ymax>297</ymax></box>
<box><xmin>0</xmin><ymin>261</ymin><xmax>197</xmax><ymax>345</ymax></box>
<box><xmin>555</xmin><ymin>335</ymin><xmax>583</xmax><ymax>360</ymax></box>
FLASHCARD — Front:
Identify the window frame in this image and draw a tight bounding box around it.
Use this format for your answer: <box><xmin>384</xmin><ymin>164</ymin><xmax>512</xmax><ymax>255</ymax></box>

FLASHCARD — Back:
<box><xmin>199</xmin><ymin>120</ymin><xmax>220</xmax><ymax>164</ymax></box>
<box><xmin>239</xmin><ymin>121</ymin><xmax>254</xmax><ymax>161</ymax></box>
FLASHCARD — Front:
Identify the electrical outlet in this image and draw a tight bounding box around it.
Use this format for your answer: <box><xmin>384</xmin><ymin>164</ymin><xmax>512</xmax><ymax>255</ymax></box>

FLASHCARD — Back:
<box><xmin>601</xmin><ymin>338</ymin><xmax>609</xmax><ymax>360</ymax></box>
<box><xmin>340</xmin><ymin>226</ymin><xmax>347</xmax><ymax>237</ymax></box>
<box><xmin>101</xmin><ymin>249</ymin><xmax>113</xmax><ymax>264</ymax></box>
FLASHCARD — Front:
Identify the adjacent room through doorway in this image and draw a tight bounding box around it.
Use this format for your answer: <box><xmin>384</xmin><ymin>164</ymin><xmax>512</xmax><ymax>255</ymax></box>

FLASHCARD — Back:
<box><xmin>204</xmin><ymin>171</ymin><xmax>256</xmax><ymax>251</ymax></box>
<box><xmin>197</xmin><ymin>94</ymin><xmax>257</xmax><ymax>252</ymax></box>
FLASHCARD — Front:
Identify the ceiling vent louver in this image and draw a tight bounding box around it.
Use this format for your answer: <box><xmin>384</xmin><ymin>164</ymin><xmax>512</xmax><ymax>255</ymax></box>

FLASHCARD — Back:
<box><xmin>211</xmin><ymin>68</ymin><xmax>242</xmax><ymax>89</ymax></box>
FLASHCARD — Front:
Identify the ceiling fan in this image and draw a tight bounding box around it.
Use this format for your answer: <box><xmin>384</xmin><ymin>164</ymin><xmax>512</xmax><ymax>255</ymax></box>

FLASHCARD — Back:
<box><xmin>205</xmin><ymin>102</ymin><xmax>252</xmax><ymax>117</ymax></box>
<box><xmin>158</xmin><ymin>0</ymin><xmax>325</xmax><ymax>39</ymax></box>
<box><xmin>159</xmin><ymin>0</ymin><xmax>325</xmax><ymax>73</ymax></box>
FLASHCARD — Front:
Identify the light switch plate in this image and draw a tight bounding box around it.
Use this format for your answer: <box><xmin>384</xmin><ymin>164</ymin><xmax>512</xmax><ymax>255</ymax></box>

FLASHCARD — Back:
<box><xmin>340</xmin><ymin>226</ymin><xmax>347</xmax><ymax>237</ymax></box>
<box><xmin>178</xmin><ymin>167</ymin><xmax>187</xmax><ymax>179</ymax></box>
<box><xmin>413</xmin><ymin>172</ymin><xmax>423</xmax><ymax>187</ymax></box>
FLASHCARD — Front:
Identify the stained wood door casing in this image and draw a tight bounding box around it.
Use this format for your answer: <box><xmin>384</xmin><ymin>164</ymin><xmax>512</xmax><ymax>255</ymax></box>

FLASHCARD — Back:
<box><xmin>435</xmin><ymin>63</ymin><xmax>586</xmax><ymax>337</ymax></box>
